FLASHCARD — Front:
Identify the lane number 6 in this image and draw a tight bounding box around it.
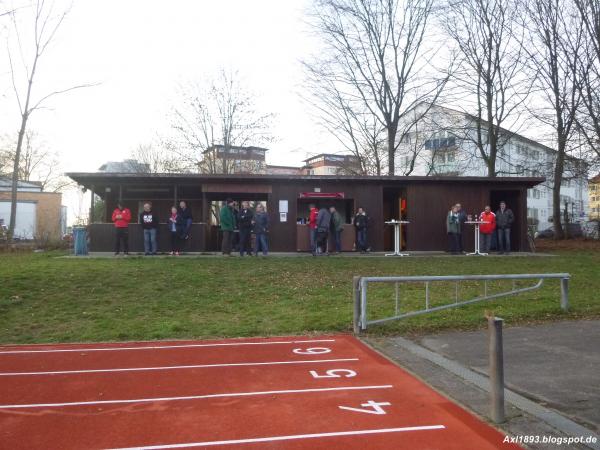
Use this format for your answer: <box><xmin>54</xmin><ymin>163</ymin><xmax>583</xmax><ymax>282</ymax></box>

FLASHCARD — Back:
<box><xmin>292</xmin><ymin>347</ymin><xmax>332</xmax><ymax>355</ymax></box>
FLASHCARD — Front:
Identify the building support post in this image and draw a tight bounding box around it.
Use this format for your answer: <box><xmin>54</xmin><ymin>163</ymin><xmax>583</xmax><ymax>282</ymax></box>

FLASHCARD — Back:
<box><xmin>89</xmin><ymin>185</ymin><xmax>95</xmax><ymax>224</ymax></box>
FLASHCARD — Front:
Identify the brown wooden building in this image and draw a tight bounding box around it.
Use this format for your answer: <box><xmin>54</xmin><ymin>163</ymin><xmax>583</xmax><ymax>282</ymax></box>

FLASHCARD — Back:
<box><xmin>67</xmin><ymin>173</ymin><xmax>543</xmax><ymax>253</ymax></box>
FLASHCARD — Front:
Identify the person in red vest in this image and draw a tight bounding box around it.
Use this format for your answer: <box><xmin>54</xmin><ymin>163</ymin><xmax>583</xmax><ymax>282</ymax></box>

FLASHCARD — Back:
<box><xmin>479</xmin><ymin>205</ymin><xmax>496</xmax><ymax>254</ymax></box>
<box><xmin>112</xmin><ymin>202</ymin><xmax>132</xmax><ymax>256</ymax></box>
<box><xmin>308</xmin><ymin>203</ymin><xmax>319</xmax><ymax>254</ymax></box>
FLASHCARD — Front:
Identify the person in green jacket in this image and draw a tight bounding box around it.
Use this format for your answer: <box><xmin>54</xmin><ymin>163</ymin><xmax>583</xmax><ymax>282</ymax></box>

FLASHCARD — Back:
<box><xmin>220</xmin><ymin>198</ymin><xmax>236</xmax><ymax>255</ymax></box>
<box><xmin>329</xmin><ymin>206</ymin><xmax>344</xmax><ymax>253</ymax></box>
<box><xmin>447</xmin><ymin>204</ymin><xmax>461</xmax><ymax>254</ymax></box>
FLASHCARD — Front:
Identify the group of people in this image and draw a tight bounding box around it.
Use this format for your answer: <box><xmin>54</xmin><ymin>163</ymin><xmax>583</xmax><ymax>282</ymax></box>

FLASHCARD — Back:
<box><xmin>112</xmin><ymin>201</ymin><xmax>193</xmax><ymax>256</ymax></box>
<box><xmin>307</xmin><ymin>204</ymin><xmax>371</xmax><ymax>256</ymax></box>
<box><xmin>446</xmin><ymin>201</ymin><xmax>515</xmax><ymax>255</ymax></box>
<box><xmin>219</xmin><ymin>199</ymin><xmax>270</xmax><ymax>256</ymax></box>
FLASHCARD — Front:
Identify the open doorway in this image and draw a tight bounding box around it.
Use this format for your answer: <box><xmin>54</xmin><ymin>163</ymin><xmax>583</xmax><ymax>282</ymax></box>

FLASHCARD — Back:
<box><xmin>383</xmin><ymin>188</ymin><xmax>408</xmax><ymax>250</ymax></box>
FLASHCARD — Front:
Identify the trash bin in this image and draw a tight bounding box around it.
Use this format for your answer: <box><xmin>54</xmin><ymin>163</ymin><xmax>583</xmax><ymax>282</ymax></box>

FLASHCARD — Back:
<box><xmin>73</xmin><ymin>226</ymin><xmax>88</xmax><ymax>256</ymax></box>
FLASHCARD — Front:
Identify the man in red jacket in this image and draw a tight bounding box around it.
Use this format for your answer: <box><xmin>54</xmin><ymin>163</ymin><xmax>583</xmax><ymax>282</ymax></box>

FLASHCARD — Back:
<box><xmin>112</xmin><ymin>202</ymin><xmax>132</xmax><ymax>255</ymax></box>
<box><xmin>308</xmin><ymin>204</ymin><xmax>319</xmax><ymax>254</ymax></box>
<box><xmin>479</xmin><ymin>205</ymin><xmax>496</xmax><ymax>254</ymax></box>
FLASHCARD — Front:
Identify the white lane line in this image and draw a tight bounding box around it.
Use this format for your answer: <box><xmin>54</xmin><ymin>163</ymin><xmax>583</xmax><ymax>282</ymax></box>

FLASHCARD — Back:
<box><xmin>0</xmin><ymin>339</ymin><xmax>336</xmax><ymax>355</ymax></box>
<box><xmin>0</xmin><ymin>384</ymin><xmax>393</xmax><ymax>409</ymax></box>
<box><xmin>0</xmin><ymin>357</ymin><xmax>359</xmax><ymax>376</ymax></box>
<box><xmin>106</xmin><ymin>425</ymin><xmax>446</xmax><ymax>449</ymax></box>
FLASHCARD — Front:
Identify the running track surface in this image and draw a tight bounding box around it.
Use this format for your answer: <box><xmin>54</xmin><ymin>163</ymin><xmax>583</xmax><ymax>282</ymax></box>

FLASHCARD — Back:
<box><xmin>0</xmin><ymin>335</ymin><xmax>520</xmax><ymax>450</ymax></box>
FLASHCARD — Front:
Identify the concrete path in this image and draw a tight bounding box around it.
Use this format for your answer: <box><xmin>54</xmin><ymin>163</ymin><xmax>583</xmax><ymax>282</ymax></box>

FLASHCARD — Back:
<box><xmin>416</xmin><ymin>320</ymin><xmax>600</xmax><ymax>432</ymax></box>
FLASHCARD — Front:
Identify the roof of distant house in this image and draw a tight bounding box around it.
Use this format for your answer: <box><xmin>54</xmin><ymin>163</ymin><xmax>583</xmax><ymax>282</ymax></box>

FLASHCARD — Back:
<box><xmin>0</xmin><ymin>176</ymin><xmax>43</xmax><ymax>192</ymax></box>
<box><xmin>303</xmin><ymin>153</ymin><xmax>359</xmax><ymax>163</ymax></box>
<box><xmin>203</xmin><ymin>145</ymin><xmax>269</xmax><ymax>155</ymax></box>
<box><xmin>98</xmin><ymin>160</ymin><xmax>151</xmax><ymax>173</ymax></box>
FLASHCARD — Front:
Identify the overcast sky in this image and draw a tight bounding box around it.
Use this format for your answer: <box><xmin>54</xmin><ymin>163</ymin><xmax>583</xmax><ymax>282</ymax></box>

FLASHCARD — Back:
<box><xmin>0</xmin><ymin>0</ymin><xmax>335</xmax><ymax>169</ymax></box>
<box><xmin>1</xmin><ymin>0</ymin><xmax>345</xmax><ymax>221</ymax></box>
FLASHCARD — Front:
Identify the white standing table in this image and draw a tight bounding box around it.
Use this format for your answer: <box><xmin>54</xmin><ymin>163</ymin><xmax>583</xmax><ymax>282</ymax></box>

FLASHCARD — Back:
<box><xmin>465</xmin><ymin>221</ymin><xmax>488</xmax><ymax>256</ymax></box>
<box><xmin>385</xmin><ymin>220</ymin><xmax>410</xmax><ymax>256</ymax></box>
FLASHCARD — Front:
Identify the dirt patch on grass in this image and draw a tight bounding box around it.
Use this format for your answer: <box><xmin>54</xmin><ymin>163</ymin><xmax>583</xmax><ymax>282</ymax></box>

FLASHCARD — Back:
<box><xmin>535</xmin><ymin>238</ymin><xmax>600</xmax><ymax>252</ymax></box>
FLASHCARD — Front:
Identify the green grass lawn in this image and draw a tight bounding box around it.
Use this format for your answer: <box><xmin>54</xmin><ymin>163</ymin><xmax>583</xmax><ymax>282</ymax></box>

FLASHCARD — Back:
<box><xmin>0</xmin><ymin>250</ymin><xmax>599</xmax><ymax>344</ymax></box>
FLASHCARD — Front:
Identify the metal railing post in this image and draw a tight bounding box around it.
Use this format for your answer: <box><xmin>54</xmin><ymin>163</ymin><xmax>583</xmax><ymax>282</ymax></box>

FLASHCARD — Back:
<box><xmin>360</xmin><ymin>278</ymin><xmax>368</xmax><ymax>331</ymax></box>
<box><xmin>488</xmin><ymin>316</ymin><xmax>505</xmax><ymax>423</ymax></box>
<box><xmin>353</xmin><ymin>276</ymin><xmax>361</xmax><ymax>335</ymax></box>
<box><xmin>560</xmin><ymin>278</ymin><xmax>569</xmax><ymax>311</ymax></box>
<box><xmin>425</xmin><ymin>281</ymin><xmax>430</xmax><ymax>310</ymax></box>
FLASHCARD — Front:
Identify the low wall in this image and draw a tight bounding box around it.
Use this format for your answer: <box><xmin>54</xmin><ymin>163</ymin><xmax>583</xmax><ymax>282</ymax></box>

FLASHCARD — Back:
<box><xmin>88</xmin><ymin>223</ymin><xmax>207</xmax><ymax>252</ymax></box>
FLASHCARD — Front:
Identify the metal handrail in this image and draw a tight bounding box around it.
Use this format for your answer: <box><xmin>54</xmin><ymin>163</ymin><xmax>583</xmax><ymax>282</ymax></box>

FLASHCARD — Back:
<box><xmin>353</xmin><ymin>273</ymin><xmax>570</xmax><ymax>333</ymax></box>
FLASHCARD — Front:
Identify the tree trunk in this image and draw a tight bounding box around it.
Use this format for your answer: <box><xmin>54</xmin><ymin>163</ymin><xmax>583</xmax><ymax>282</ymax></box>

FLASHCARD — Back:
<box><xmin>387</xmin><ymin>128</ymin><xmax>396</xmax><ymax>176</ymax></box>
<box><xmin>552</xmin><ymin>144</ymin><xmax>566</xmax><ymax>239</ymax></box>
<box><xmin>7</xmin><ymin>115</ymin><xmax>28</xmax><ymax>241</ymax></box>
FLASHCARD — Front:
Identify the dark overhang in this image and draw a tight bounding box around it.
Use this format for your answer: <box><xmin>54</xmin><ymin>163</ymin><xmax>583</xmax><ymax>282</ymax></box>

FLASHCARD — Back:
<box><xmin>67</xmin><ymin>172</ymin><xmax>545</xmax><ymax>191</ymax></box>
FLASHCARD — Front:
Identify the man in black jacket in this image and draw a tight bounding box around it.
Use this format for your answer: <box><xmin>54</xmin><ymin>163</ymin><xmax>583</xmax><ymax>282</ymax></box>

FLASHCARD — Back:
<box><xmin>140</xmin><ymin>202</ymin><xmax>159</xmax><ymax>255</ymax></box>
<box><xmin>496</xmin><ymin>201</ymin><xmax>515</xmax><ymax>254</ymax></box>
<box><xmin>353</xmin><ymin>207</ymin><xmax>370</xmax><ymax>253</ymax></box>
<box><xmin>237</xmin><ymin>201</ymin><xmax>254</xmax><ymax>256</ymax></box>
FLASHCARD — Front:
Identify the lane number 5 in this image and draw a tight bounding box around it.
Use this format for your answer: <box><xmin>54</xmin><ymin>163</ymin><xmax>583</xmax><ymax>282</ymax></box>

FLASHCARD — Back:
<box><xmin>309</xmin><ymin>369</ymin><xmax>357</xmax><ymax>378</ymax></box>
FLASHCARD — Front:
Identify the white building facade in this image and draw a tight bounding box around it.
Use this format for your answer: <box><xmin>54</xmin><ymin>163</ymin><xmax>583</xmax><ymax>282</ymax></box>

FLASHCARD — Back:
<box><xmin>396</xmin><ymin>104</ymin><xmax>589</xmax><ymax>231</ymax></box>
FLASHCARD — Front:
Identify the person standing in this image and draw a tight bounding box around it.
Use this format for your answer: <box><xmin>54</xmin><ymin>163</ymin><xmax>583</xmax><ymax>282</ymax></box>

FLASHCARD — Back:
<box><xmin>329</xmin><ymin>206</ymin><xmax>344</xmax><ymax>253</ymax></box>
<box><xmin>220</xmin><ymin>199</ymin><xmax>236</xmax><ymax>256</ymax></box>
<box><xmin>308</xmin><ymin>204</ymin><xmax>318</xmax><ymax>254</ymax></box>
<box><xmin>447</xmin><ymin>205</ymin><xmax>461</xmax><ymax>254</ymax></box>
<box><xmin>168</xmin><ymin>206</ymin><xmax>184</xmax><ymax>256</ymax></box>
<box><xmin>253</xmin><ymin>203</ymin><xmax>269</xmax><ymax>256</ymax></box>
<box><xmin>178</xmin><ymin>201</ymin><xmax>193</xmax><ymax>253</ymax></box>
<box><xmin>237</xmin><ymin>201</ymin><xmax>254</xmax><ymax>256</ymax></box>
<box><xmin>112</xmin><ymin>202</ymin><xmax>131</xmax><ymax>256</ymax></box>
<box><xmin>315</xmin><ymin>206</ymin><xmax>332</xmax><ymax>256</ymax></box>
<box><xmin>232</xmin><ymin>201</ymin><xmax>240</xmax><ymax>252</ymax></box>
<box><xmin>140</xmin><ymin>202</ymin><xmax>159</xmax><ymax>255</ymax></box>
<box><xmin>479</xmin><ymin>206</ymin><xmax>496</xmax><ymax>253</ymax></box>
<box><xmin>496</xmin><ymin>201</ymin><xmax>514</xmax><ymax>254</ymax></box>
<box><xmin>456</xmin><ymin>203</ymin><xmax>467</xmax><ymax>253</ymax></box>
<box><xmin>353</xmin><ymin>207</ymin><xmax>370</xmax><ymax>253</ymax></box>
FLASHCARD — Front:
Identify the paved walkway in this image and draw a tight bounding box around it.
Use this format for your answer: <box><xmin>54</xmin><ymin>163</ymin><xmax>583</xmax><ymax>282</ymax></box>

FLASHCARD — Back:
<box><xmin>416</xmin><ymin>320</ymin><xmax>600</xmax><ymax>432</ymax></box>
<box><xmin>368</xmin><ymin>320</ymin><xmax>600</xmax><ymax>449</ymax></box>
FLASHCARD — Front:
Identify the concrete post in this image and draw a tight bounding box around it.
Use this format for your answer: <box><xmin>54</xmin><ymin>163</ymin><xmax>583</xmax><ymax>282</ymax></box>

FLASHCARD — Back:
<box><xmin>488</xmin><ymin>316</ymin><xmax>505</xmax><ymax>423</ymax></box>
<box><xmin>353</xmin><ymin>276</ymin><xmax>361</xmax><ymax>335</ymax></box>
<box><xmin>560</xmin><ymin>278</ymin><xmax>569</xmax><ymax>312</ymax></box>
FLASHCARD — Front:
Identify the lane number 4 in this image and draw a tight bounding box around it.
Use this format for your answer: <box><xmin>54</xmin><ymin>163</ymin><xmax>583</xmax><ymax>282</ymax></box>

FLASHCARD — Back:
<box><xmin>339</xmin><ymin>400</ymin><xmax>391</xmax><ymax>415</ymax></box>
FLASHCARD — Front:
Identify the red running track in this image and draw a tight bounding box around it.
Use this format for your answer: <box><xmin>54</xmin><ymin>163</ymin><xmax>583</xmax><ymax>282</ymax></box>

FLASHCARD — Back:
<box><xmin>0</xmin><ymin>335</ymin><xmax>521</xmax><ymax>450</ymax></box>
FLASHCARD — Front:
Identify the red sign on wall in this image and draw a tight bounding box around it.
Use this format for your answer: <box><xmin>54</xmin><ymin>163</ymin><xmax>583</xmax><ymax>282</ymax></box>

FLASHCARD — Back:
<box><xmin>299</xmin><ymin>192</ymin><xmax>345</xmax><ymax>199</ymax></box>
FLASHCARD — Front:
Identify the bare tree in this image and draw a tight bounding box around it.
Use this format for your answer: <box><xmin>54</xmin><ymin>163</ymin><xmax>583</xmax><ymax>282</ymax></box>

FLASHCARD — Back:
<box><xmin>0</xmin><ymin>131</ymin><xmax>72</xmax><ymax>191</ymax></box>
<box><xmin>573</xmin><ymin>0</ymin><xmax>600</xmax><ymax>160</ymax></box>
<box><xmin>303</xmin><ymin>66</ymin><xmax>387</xmax><ymax>175</ymax></box>
<box><xmin>305</xmin><ymin>0</ymin><xmax>450</xmax><ymax>176</ymax></box>
<box><xmin>128</xmin><ymin>143</ymin><xmax>188</xmax><ymax>174</ymax></box>
<box><xmin>522</xmin><ymin>0</ymin><xmax>584</xmax><ymax>239</ymax></box>
<box><xmin>443</xmin><ymin>0</ymin><xmax>531</xmax><ymax>177</ymax></box>
<box><xmin>5</xmin><ymin>0</ymin><xmax>94</xmax><ymax>241</ymax></box>
<box><xmin>164</xmin><ymin>70</ymin><xmax>274</xmax><ymax>174</ymax></box>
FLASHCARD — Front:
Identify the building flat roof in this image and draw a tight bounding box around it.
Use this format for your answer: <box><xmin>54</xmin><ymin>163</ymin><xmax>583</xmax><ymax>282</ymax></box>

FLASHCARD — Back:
<box><xmin>67</xmin><ymin>171</ymin><xmax>544</xmax><ymax>188</ymax></box>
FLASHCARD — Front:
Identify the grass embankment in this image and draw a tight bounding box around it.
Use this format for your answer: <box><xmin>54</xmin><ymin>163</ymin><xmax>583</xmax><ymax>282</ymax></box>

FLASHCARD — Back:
<box><xmin>0</xmin><ymin>248</ymin><xmax>598</xmax><ymax>344</ymax></box>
